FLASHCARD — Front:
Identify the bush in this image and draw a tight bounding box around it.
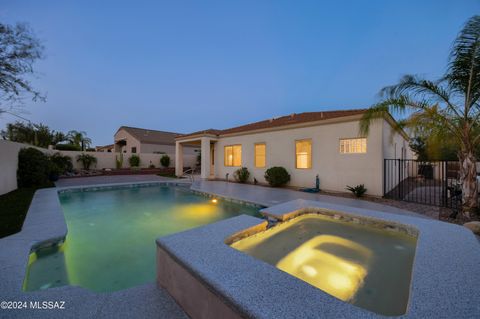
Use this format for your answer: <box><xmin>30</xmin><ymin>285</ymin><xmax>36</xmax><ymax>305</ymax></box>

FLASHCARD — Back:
<box><xmin>129</xmin><ymin>155</ymin><xmax>140</xmax><ymax>167</ymax></box>
<box><xmin>346</xmin><ymin>184</ymin><xmax>367</xmax><ymax>197</ymax></box>
<box><xmin>264</xmin><ymin>167</ymin><xmax>290</xmax><ymax>187</ymax></box>
<box><xmin>234</xmin><ymin>167</ymin><xmax>250</xmax><ymax>183</ymax></box>
<box><xmin>116</xmin><ymin>153</ymin><xmax>123</xmax><ymax>169</ymax></box>
<box><xmin>49</xmin><ymin>152</ymin><xmax>73</xmax><ymax>174</ymax></box>
<box><xmin>17</xmin><ymin>148</ymin><xmax>50</xmax><ymax>187</ymax></box>
<box><xmin>76</xmin><ymin>153</ymin><xmax>97</xmax><ymax>170</ymax></box>
<box><xmin>160</xmin><ymin>154</ymin><xmax>170</xmax><ymax>168</ymax></box>
<box><xmin>47</xmin><ymin>161</ymin><xmax>61</xmax><ymax>182</ymax></box>
<box><xmin>55</xmin><ymin>143</ymin><xmax>81</xmax><ymax>151</ymax></box>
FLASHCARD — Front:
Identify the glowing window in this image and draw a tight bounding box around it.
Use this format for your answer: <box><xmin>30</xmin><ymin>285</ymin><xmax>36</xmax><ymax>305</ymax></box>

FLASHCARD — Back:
<box><xmin>254</xmin><ymin>143</ymin><xmax>266</xmax><ymax>168</ymax></box>
<box><xmin>340</xmin><ymin>138</ymin><xmax>367</xmax><ymax>154</ymax></box>
<box><xmin>224</xmin><ymin>145</ymin><xmax>242</xmax><ymax>167</ymax></box>
<box><xmin>296</xmin><ymin>139</ymin><xmax>312</xmax><ymax>169</ymax></box>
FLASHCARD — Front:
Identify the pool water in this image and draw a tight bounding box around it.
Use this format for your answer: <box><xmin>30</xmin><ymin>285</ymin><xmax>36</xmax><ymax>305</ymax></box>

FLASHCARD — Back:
<box><xmin>231</xmin><ymin>214</ymin><xmax>417</xmax><ymax>316</ymax></box>
<box><xmin>24</xmin><ymin>185</ymin><xmax>260</xmax><ymax>292</ymax></box>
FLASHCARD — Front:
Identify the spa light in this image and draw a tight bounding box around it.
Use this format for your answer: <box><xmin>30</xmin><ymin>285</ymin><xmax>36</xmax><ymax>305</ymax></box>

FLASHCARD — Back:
<box><xmin>211</xmin><ymin>199</ymin><xmax>218</xmax><ymax>204</ymax></box>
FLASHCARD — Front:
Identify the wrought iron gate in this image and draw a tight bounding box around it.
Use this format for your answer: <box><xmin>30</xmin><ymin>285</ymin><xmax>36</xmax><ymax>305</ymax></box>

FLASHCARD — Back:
<box><xmin>383</xmin><ymin>159</ymin><xmax>460</xmax><ymax>208</ymax></box>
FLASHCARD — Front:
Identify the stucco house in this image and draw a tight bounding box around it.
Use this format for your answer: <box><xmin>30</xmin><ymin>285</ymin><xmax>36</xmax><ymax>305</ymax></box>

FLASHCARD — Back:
<box><xmin>95</xmin><ymin>144</ymin><xmax>114</xmax><ymax>152</ymax></box>
<box><xmin>175</xmin><ymin>109</ymin><xmax>411</xmax><ymax>196</ymax></box>
<box><xmin>114</xmin><ymin>126</ymin><xmax>199</xmax><ymax>155</ymax></box>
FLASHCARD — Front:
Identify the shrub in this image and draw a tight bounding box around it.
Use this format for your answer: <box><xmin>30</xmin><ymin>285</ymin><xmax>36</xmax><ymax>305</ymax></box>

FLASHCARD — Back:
<box><xmin>17</xmin><ymin>148</ymin><xmax>50</xmax><ymax>187</ymax></box>
<box><xmin>160</xmin><ymin>154</ymin><xmax>171</xmax><ymax>168</ymax></box>
<box><xmin>264</xmin><ymin>167</ymin><xmax>290</xmax><ymax>187</ymax></box>
<box><xmin>346</xmin><ymin>184</ymin><xmax>367</xmax><ymax>197</ymax></box>
<box><xmin>234</xmin><ymin>167</ymin><xmax>250</xmax><ymax>183</ymax></box>
<box><xmin>55</xmin><ymin>143</ymin><xmax>81</xmax><ymax>151</ymax></box>
<box><xmin>129</xmin><ymin>154</ymin><xmax>140</xmax><ymax>167</ymax></box>
<box><xmin>76</xmin><ymin>153</ymin><xmax>97</xmax><ymax>170</ymax></box>
<box><xmin>116</xmin><ymin>153</ymin><xmax>123</xmax><ymax>169</ymax></box>
<box><xmin>47</xmin><ymin>160</ymin><xmax>61</xmax><ymax>182</ymax></box>
<box><xmin>49</xmin><ymin>152</ymin><xmax>73</xmax><ymax>174</ymax></box>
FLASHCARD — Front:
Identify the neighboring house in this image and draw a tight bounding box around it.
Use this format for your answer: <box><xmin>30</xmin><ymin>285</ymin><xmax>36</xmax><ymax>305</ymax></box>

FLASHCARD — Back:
<box><xmin>114</xmin><ymin>126</ymin><xmax>199</xmax><ymax>155</ymax></box>
<box><xmin>175</xmin><ymin>109</ymin><xmax>412</xmax><ymax>196</ymax></box>
<box><xmin>95</xmin><ymin>144</ymin><xmax>114</xmax><ymax>152</ymax></box>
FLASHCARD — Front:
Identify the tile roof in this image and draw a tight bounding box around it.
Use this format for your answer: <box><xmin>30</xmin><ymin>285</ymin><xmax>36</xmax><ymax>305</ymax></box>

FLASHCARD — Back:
<box><xmin>95</xmin><ymin>144</ymin><xmax>114</xmax><ymax>150</ymax></box>
<box><xmin>117</xmin><ymin>126</ymin><xmax>181</xmax><ymax>145</ymax></box>
<box><xmin>177</xmin><ymin>109</ymin><xmax>368</xmax><ymax>139</ymax></box>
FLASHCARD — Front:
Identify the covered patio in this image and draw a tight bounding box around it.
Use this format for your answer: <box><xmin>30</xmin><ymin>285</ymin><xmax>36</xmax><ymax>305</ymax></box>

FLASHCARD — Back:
<box><xmin>175</xmin><ymin>131</ymin><xmax>219</xmax><ymax>179</ymax></box>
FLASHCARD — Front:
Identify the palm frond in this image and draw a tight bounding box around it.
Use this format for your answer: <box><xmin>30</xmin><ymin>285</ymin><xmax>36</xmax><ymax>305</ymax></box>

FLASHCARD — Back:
<box><xmin>360</xmin><ymin>95</ymin><xmax>432</xmax><ymax>136</ymax></box>
<box><xmin>380</xmin><ymin>75</ymin><xmax>461</xmax><ymax>117</ymax></box>
<box><xmin>447</xmin><ymin>15</ymin><xmax>480</xmax><ymax>108</ymax></box>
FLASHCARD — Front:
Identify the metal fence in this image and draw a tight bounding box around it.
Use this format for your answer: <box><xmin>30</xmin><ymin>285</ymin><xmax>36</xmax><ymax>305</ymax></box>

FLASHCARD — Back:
<box><xmin>383</xmin><ymin>159</ymin><xmax>461</xmax><ymax>208</ymax></box>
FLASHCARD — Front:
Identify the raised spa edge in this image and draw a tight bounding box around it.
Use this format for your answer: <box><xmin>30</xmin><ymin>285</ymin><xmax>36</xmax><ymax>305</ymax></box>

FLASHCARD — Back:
<box><xmin>156</xmin><ymin>199</ymin><xmax>480</xmax><ymax>319</ymax></box>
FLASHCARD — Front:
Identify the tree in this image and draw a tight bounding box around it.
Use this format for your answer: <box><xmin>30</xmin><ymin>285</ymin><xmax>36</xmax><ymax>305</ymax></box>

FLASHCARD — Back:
<box><xmin>409</xmin><ymin>135</ymin><xmax>461</xmax><ymax>161</ymax></box>
<box><xmin>76</xmin><ymin>153</ymin><xmax>97</xmax><ymax>170</ymax></box>
<box><xmin>2</xmin><ymin>121</ymin><xmax>67</xmax><ymax>147</ymax></box>
<box><xmin>360</xmin><ymin>16</ymin><xmax>480</xmax><ymax>219</ymax></box>
<box><xmin>0</xmin><ymin>23</ymin><xmax>44</xmax><ymax>113</ymax></box>
<box><xmin>67</xmin><ymin>130</ymin><xmax>92</xmax><ymax>151</ymax></box>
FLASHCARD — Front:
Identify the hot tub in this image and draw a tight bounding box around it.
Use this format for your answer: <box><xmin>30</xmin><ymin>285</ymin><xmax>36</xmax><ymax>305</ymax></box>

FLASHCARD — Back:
<box><xmin>156</xmin><ymin>199</ymin><xmax>480</xmax><ymax>319</ymax></box>
<box><xmin>230</xmin><ymin>213</ymin><xmax>417</xmax><ymax>316</ymax></box>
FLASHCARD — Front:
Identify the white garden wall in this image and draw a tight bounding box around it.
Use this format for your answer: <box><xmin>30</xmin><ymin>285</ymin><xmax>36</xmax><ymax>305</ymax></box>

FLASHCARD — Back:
<box><xmin>0</xmin><ymin>140</ymin><xmax>196</xmax><ymax>195</ymax></box>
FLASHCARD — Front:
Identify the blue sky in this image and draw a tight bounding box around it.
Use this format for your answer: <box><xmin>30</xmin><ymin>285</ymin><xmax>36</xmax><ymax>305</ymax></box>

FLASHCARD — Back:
<box><xmin>1</xmin><ymin>0</ymin><xmax>478</xmax><ymax>145</ymax></box>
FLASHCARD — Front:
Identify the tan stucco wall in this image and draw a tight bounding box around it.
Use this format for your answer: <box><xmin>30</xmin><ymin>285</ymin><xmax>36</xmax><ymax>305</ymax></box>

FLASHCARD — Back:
<box><xmin>213</xmin><ymin>119</ymin><xmax>387</xmax><ymax>196</ymax></box>
<box><xmin>56</xmin><ymin>151</ymin><xmax>196</xmax><ymax>169</ymax></box>
<box><xmin>115</xmin><ymin>128</ymin><xmax>199</xmax><ymax>155</ymax></box>
<box><xmin>114</xmin><ymin>129</ymin><xmax>141</xmax><ymax>153</ymax></box>
<box><xmin>382</xmin><ymin>120</ymin><xmax>413</xmax><ymax>193</ymax></box>
<box><xmin>140</xmin><ymin>143</ymin><xmax>199</xmax><ymax>155</ymax></box>
<box><xmin>0</xmin><ymin>140</ymin><xmax>197</xmax><ymax>195</ymax></box>
<box><xmin>141</xmin><ymin>143</ymin><xmax>175</xmax><ymax>154</ymax></box>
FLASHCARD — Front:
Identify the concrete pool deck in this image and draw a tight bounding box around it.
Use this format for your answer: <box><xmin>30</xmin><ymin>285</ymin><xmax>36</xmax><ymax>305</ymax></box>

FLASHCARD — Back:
<box><xmin>1</xmin><ymin>176</ymin><xmax>479</xmax><ymax>318</ymax></box>
<box><xmin>191</xmin><ymin>180</ymin><xmax>431</xmax><ymax>219</ymax></box>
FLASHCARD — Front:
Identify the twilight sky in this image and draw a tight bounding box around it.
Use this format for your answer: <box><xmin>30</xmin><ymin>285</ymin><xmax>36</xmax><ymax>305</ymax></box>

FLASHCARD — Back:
<box><xmin>1</xmin><ymin>0</ymin><xmax>478</xmax><ymax>145</ymax></box>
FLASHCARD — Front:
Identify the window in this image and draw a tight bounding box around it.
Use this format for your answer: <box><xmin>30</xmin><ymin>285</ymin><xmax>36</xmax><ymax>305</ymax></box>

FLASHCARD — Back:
<box><xmin>131</xmin><ymin>147</ymin><xmax>137</xmax><ymax>153</ymax></box>
<box><xmin>339</xmin><ymin>138</ymin><xmax>366</xmax><ymax>154</ymax></box>
<box><xmin>254</xmin><ymin>143</ymin><xmax>266</xmax><ymax>168</ymax></box>
<box><xmin>224</xmin><ymin>145</ymin><xmax>242</xmax><ymax>166</ymax></box>
<box><xmin>295</xmin><ymin>139</ymin><xmax>312</xmax><ymax>169</ymax></box>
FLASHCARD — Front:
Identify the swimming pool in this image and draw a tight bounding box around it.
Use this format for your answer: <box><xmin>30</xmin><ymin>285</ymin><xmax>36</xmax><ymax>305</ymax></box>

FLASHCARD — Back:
<box><xmin>24</xmin><ymin>184</ymin><xmax>260</xmax><ymax>292</ymax></box>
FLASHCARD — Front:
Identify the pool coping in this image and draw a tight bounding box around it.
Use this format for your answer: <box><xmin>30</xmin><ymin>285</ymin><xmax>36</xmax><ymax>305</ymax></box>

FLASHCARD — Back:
<box><xmin>156</xmin><ymin>199</ymin><xmax>480</xmax><ymax>319</ymax></box>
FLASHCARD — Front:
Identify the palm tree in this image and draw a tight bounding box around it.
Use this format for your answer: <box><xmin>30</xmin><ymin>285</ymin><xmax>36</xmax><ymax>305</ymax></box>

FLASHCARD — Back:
<box><xmin>67</xmin><ymin>130</ymin><xmax>92</xmax><ymax>151</ymax></box>
<box><xmin>360</xmin><ymin>16</ymin><xmax>480</xmax><ymax>220</ymax></box>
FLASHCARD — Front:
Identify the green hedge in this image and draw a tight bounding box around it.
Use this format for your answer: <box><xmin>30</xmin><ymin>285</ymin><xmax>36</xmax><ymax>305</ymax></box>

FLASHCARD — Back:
<box><xmin>264</xmin><ymin>166</ymin><xmax>290</xmax><ymax>187</ymax></box>
<box><xmin>55</xmin><ymin>143</ymin><xmax>81</xmax><ymax>151</ymax></box>
<box><xmin>17</xmin><ymin>148</ymin><xmax>50</xmax><ymax>187</ymax></box>
<box><xmin>160</xmin><ymin>154</ymin><xmax>170</xmax><ymax>168</ymax></box>
<box><xmin>129</xmin><ymin>155</ymin><xmax>141</xmax><ymax>167</ymax></box>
